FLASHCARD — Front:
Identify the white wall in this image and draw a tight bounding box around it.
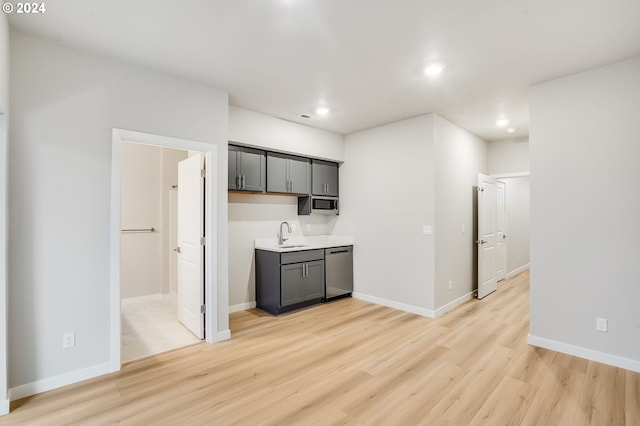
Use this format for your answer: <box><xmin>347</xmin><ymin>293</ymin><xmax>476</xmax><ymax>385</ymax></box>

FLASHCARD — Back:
<box><xmin>229</xmin><ymin>106</ymin><xmax>345</xmax><ymax>162</ymax></box>
<box><xmin>530</xmin><ymin>57</ymin><xmax>640</xmax><ymax>370</ymax></box>
<box><xmin>0</xmin><ymin>12</ymin><xmax>8</xmax><ymax>412</ymax></box>
<box><xmin>8</xmin><ymin>30</ymin><xmax>229</xmax><ymax>392</ymax></box>
<box><xmin>121</xmin><ymin>142</ymin><xmax>162</xmax><ymax>298</ymax></box>
<box><xmin>335</xmin><ymin>115</ymin><xmax>436</xmax><ymax>313</ymax></box>
<box><xmin>501</xmin><ymin>177</ymin><xmax>530</xmax><ymax>276</ymax></box>
<box><xmin>434</xmin><ymin>115</ymin><xmax>488</xmax><ymax>310</ymax></box>
<box><xmin>227</xmin><ymin>106</ymin><xmax>344</xmax><ymax>309</ymax></box>
<box><xmin>488</xmin><ymin>137</ymin><xmax>529</xmax><ymax>175</ymax></box>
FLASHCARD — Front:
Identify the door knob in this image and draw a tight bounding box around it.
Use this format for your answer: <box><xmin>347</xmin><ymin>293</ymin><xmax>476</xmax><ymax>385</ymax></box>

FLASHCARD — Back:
<box><xmin>475</xmin><ymin>240</ymin><xmax>488</xmax><ymax>245</ymax></box>
<box><xmin>174</xmin><ymin>246</ymin><xmax>181</xmax><ymax>253</ymax></box>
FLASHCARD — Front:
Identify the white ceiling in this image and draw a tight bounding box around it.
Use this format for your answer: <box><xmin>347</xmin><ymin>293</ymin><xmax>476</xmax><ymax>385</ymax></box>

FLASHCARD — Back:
<box><xmin>8</xmin><ymin>0</ymin><xmax>640</xmax><ymax>141</ymax></box>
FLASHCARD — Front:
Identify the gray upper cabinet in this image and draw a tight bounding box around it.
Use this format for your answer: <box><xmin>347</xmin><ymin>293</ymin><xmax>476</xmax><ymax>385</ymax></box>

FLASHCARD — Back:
<box><xmin>312</xmin><ymin>160</ymin><xmax>339</xmax><ymax>197</ymax></box>
<box><xmin>228</xmin><ymin>145</ymin><xmax>266</xmax><ymax>192</ymax></box>
<box><xmin>266</xmin><ymin>153</ymin><xmax>311</xmax><ymax>195</ymax></box>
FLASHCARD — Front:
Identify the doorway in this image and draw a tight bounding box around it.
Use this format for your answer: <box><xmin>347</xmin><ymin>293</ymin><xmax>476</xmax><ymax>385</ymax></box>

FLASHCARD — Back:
<box><xmin>119</xmin><ymin>142</ymin><xmax>203</xmax><ymax>362</ymax></box>
<box><xmin>110</xmin><ymin>129</ymin><xmax>218</xmax><ymax>371</ymax></box>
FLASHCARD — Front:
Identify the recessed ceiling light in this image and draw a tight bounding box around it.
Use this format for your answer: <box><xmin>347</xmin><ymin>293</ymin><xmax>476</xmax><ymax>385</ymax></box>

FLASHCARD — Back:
<box><xmin>424</xmin><ymin>63</ymin><xmax>444</xmax><ymax>77</ymax></box>
<box><xmin>507</xmin><ymin>127</ymin><xmax>516</xmax><ymax>133</ymax></box>
<box><xmin>496</xmin><ymin>118</ymin><xmax>509</xmax><ymax>127</ymax></box>
<box><xmin>315</xmin><ymin>106</ymin><xmax>330</xmax><ymax>116</ymax></box>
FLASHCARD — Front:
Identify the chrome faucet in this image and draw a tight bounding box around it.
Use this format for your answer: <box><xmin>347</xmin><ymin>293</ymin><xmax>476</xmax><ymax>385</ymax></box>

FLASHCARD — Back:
<box><xmin>279</xmin><ymin>221</ymin><xmax>292</xmax><ymax>245</ymax></box>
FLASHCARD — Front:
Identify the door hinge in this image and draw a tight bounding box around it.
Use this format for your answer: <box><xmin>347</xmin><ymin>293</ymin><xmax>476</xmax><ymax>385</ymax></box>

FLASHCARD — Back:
<box><xmin>201</xmin><ymin>168</ymin><xmax>206</xmax><ymax>178</ymax></box>
<box><xmin>200</xmin><ymin>304</ymin><xmax>206</xmax><ymax>314</ymax></box>
<box><xmin>200</xmin><ymin>236</ymin><xmax>206</xmax><ymax>246</ymax></box>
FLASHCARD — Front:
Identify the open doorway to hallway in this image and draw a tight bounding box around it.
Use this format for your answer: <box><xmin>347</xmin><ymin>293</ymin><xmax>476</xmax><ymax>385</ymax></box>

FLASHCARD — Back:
<box><xmin>119</xmin><ymin>141</ymin><xmax>202</xmax><ymax>362</ymax></box>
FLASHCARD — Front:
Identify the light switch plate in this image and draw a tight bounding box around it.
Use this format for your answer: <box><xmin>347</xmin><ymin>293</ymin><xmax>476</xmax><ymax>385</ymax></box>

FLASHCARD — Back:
<box><xmin>422</xmin><ymin>225</ymin><xmax>432</xmax><ymax>235</ymax></box>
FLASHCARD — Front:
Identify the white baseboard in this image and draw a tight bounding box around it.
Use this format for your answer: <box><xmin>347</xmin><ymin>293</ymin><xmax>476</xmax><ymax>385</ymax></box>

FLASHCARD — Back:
<box><xmin>217</xmin><ymin>329</ymin><xmax>231</xmax><ymax>341</ymax></box>
<box><xmin>528</xmin><ymin>334</ymin><xmax>640</xmax><ymax>373</ymax></box>
<box><xmin>434</xmin><ymin>291</ymin><xmax>475</xmax><ymax>317</ymax></box>
<box><xmin>229</xmin><ymin>301</ymin><xmax>256</xmax><ymax>313</ymax></box>
<box><xmin>121</xmin><ymin>293</ymin><xmax>167</xmax><ymax>306</ymax></box>
<box><xmin>352</xmin><ymin>292</ymin><xmax>435</xmax><ymax>318</ymax></box>
<box><xmin>0</xmin><ymin>398</ymin><xmax>9</xmax><ymax>416</ymax></box>
<box><xmin>9</xmin><ymin>361</ymin><xmax>112</xmax><ymax>401</ymax></box>
<box><xmin>506</xmin><ymin>263</ymin><xmax>530</xmax><ymax>279</ymax></box>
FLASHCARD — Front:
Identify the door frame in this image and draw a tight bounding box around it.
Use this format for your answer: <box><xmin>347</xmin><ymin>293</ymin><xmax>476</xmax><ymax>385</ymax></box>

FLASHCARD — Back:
<box><xmin>110</xmin><ymin>128</ymin><xmax>218</xmax><ymax>371</ymax></box>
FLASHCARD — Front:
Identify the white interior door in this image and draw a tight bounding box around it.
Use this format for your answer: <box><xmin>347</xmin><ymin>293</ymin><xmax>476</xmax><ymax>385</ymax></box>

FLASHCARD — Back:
<box><xmin>477</xmin><ymin>174</ymin><xmax>497</xmax><ymax>299</ymax></box>
<box><xmin>169</xmin><ymin>189</ymin><xmax>178</xmax><ymax>295</ymax></box>
<box><xmin>495</xmin><ymin>180</ymin><xmax>507</xmax><ymax>281</ymax></box>
<box><xmin>177</xmin><ymin>154</ymin><xmax>204</xmax><ymax>339</ymax></box>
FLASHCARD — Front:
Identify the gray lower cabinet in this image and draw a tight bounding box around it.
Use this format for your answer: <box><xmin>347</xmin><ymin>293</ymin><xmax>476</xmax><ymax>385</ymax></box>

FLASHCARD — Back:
<box><xmin>228</xmin><ymin>145</ymin><xmax>266</xmax><ymax>192</ymax></box>
<box><xmin>312</xmin><ymin>160</ymin><xmax>339</xmax><ymax>197</ymax></box>
<box><xmin>266</xmin><ymin>153</ymin><xmax>311</xmax><ymax>195</ymax></box>
<box><xmin>256</xmin><ymin>249</ymin><xmax>324</xmax><ymax>315</ymax></box>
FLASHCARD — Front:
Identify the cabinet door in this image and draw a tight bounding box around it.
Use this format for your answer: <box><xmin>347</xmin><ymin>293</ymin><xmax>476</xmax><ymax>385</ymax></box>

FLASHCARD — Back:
<box><xmin>288</xmin><ymin>157</ymin><xmax>311</xmax><ymax>195</ymax></box>
<box><xmin>266</xmin><ymin>154</ymin><xmax>289</xmax><ymax>193</ymax></box>
<box><xmin>324</xmin><ymin>162</ymin><xmax>339</xmax><ymax>197</ymax></box>
<box><xmin>312</xmin><ymin>161</ymin><xmax>325</xmax><ymax>196</ymax></box>
<box><xmin>239</xmin><ymin>150</ymin><xmax>266</xmax><ymax>192</ymax></box>
<box><xmin>281</xmin><ymin>263</ymin><xmax>304</xmax><ymax>306</ymax></box>
<box><xmin>312</xmin><ymin>161</ymin><xmax>339</xmax><ymax>196</ymax></box>
<box><xmin>303</xmin><ymin>260</ymin><xmax>325</xmax><ymax>300</ymax></box>
<box><xmin>228</xmin><ymin>148</ymin><xmax>239</xmax><ymax>190</ymax></box>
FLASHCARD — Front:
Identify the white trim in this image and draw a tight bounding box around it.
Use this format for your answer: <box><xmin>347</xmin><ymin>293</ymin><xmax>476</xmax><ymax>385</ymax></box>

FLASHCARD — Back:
<box><xmin>111</xmin><ymin>129</ymin><xmax>219</xmax><ymax>374</ymax></box>
<box><xmin>9</xmin><ymin>362</ymin><xmax>112</xmax><ymax>401</ymax></box>
<box><xmin>0</xmin><ymin>115</ymin><xmax>7</xmax><ymax>410</ymax></box>
<box><xmin>0</xmin><ymin>398</ymin><xmax>8</xmax><ymax>416</ymax></box>
<box><xmin>506</xmin><ymin>263</ymin><xmax>530</xmax><ymax>279</ymax></box>
<box><xmin>491</xmin><ymin>171</ymin><xmax>530</xmax><ymax>179</ymax></box>
<box><xmin>120</xmin><ymin>293</ymin><xmax>167</xmax><ymax>306</ymax></box>
<box><xmin>528</xmin><ymin>334</ymin><xmax>640</xmax><ymax>373</ymax></box>
<box><xmin>229</xmin><ymin>302</ymin><xmax>256</xmax><ymax>313</ymax></box>
<box><xmin>217</xmin><ymin>330</ymin><xmax>231</xmax><ymax>341</ymax></box>
<box><xmin>434</xmin><ymin>291</ymin><xmax>475</xmax><ymax>317</ymax></box>
<box><xmin>352</xmin><ymin>292</ymin><xmax>435</xmax><ymax>318</ymax></box>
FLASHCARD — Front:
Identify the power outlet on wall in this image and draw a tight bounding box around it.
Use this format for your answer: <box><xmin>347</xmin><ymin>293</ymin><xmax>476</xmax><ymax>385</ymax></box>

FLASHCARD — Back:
<box><xmin>62</xmin><ymin>332</ymin><xmax>76</xmax><ymax>349</ymax></box>
<box><xmin>596</xmin><ymin>317</ymin><xmax>608</xmax><ymax>333</ymax></box>
<box><xmin>448</xmin><ymin>280</ymin><xmax>453</xmax><ymax>291</ymax></box>
<box><xmin>290</xmin><ymin>223</ymin><xmax>296</xmax><ymax>232</ymax></box>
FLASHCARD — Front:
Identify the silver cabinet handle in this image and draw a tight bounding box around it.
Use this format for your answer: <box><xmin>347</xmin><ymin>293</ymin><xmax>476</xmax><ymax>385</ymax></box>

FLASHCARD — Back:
<box><xmin>475</xmin><ymin>240</ymin><xmax>488</xmax><ymax>245</ymax></box>
<box><xmin>243</xmin><ymin>175</ymin><xmax>246</xmax><ymax>189</ymax></box>
<box><xmin>240</xmin><ymin>175</ymin><xmax>244</xmax><ymax>189</ymax></box>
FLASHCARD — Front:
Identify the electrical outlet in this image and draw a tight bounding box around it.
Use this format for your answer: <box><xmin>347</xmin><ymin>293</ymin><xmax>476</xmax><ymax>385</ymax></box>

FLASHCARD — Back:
<box><xmin>63</xmin><ymin>332</ymin><xmax>76</xmax><ymax>349</ymax></box>
<box><xmin>461</xmin><ymin>224</ymin><xmax>465</xmax><ymax>233</ymax></box>
<box><xmin>596</xmin><ymin>318</ymin><xmax>608</xmax><ymax>333</ymax></box>
<box><xmin>448</xmin><ymin>280</ymin><xmax>452</xmax><ymax>290</ymax></box>
<box><xmin>290</xmin><ymin>223</ymin><xmax>296</xmax><ymax>232</ymax></box>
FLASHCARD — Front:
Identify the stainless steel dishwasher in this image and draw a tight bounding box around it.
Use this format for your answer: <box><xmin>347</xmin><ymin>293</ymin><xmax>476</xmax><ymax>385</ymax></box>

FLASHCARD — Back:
<box><xmin>324</xmin><ymin>246</ymin><xmax>353</xmax><ymax>301</ymax></box>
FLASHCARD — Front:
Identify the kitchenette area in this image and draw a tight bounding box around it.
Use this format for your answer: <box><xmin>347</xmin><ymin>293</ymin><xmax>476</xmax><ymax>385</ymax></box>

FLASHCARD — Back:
<box><xmin>227</xmin><ymin>106</ymin><xmax>352</xmax><ymax>317</ymax></box>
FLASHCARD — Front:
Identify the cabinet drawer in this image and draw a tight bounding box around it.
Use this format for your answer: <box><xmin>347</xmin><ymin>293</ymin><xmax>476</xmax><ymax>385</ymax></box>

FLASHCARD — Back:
<box><xmin>280</xmin><ymin>249</ymin><xmax>324</xmax><ymax>265</ymax></box>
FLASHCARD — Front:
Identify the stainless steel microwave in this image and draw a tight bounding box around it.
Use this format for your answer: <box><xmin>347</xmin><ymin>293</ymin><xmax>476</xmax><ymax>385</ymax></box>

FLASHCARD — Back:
<box><xmin>297</xmin><ymin>196</ymin><xmax>339</xmax><ymax>215</ymax></box>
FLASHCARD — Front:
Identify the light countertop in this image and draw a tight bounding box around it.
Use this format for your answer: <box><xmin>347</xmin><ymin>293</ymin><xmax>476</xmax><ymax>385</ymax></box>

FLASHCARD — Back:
<box><xmin>254</xmin><ymin>235</ymin><xmax>354</xmax><ymax>252</ymax></box>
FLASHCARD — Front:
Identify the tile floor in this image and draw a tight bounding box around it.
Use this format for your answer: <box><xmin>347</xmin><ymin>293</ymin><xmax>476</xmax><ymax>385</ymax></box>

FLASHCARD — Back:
<box><xmin>121</xmin><ymin>293</ymin><xmax>201</xmax><ymax>363</ymax></box>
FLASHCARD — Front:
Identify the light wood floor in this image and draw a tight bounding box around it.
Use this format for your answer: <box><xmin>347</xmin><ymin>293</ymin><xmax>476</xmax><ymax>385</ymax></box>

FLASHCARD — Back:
<box><xmin>2</xmin><ymin>270</ymin><xmax>639</xmax><ymax>425</ymax></box>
